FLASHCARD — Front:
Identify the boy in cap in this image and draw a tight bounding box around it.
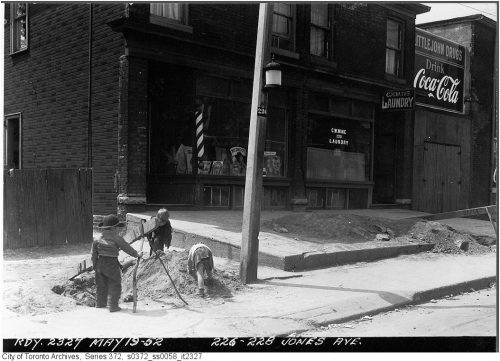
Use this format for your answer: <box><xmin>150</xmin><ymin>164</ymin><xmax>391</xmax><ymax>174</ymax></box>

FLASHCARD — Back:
<box><xmin>148</xmin><ymin>208</ymin><xmax>172</xmax><ymax>257</ymax></box>
<box><xmin>91</xmin><ymin>214</ymin><xmax>142</xmax><ymax>312</ymax></box>
<box><xmin>187</xmin><ymin>243</ymin><xmax>214</xmax><ymax>297</ymax></box>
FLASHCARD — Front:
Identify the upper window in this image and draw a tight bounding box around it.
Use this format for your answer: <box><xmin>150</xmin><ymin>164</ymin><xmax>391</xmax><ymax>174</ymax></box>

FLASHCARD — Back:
<box><xmin>150</xmin><ymin>3</ymin><xmax>189</xmax><ymax>28</ymax></box>
<box><xmin>310</xmin><ymin>3</ymin><xmax>331</xmax><ymax>58</ymax></box>
<box><xmin>385</xmin><ymin>19</ymin><xmax>403</xmax><ymax>77</ymax></box>
<box><xmin>272</xmin><ymin>3</ymin><xmax>295</xmax><ymax>51</ymax></box>
<box><xmin>10</xmin><ymin>2</ymin><xmax>28</xmax><ymax>54</ymax></box>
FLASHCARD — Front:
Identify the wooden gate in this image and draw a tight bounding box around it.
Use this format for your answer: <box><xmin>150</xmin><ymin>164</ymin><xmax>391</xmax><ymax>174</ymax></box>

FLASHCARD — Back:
<box><xmin>418</xmin><ymin>142</ymin><xmax>461</xmax><ymax>213</ymax></box>
<box><xmin>3</xmin><ymin>168</ymin><xmax>93</xmax><ymax>249</ymax></box>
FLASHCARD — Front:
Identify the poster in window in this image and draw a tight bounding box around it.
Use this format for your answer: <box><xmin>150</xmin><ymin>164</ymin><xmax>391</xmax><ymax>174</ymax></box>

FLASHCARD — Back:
<box><xmin>230</xmin><ymin>147</ymin><xmax>246</xmax><ymax>176</ymax></box>
<box><xmin>264</xmin><ymin>151</ymin><xmax>281</xmax><ymax>177</ymax></box>
<box><xmin>198</xmin><ymin>161</ymin><xmax>212</xmax><ymax>175</ymax></box>
<box><xmin>211</xmin><ymin>161</ymin><xmax>224</xmax><ymax>175</ymax></box>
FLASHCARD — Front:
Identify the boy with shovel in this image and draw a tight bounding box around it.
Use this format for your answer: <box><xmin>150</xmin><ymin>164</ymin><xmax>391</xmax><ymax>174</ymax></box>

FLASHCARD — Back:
<box><xmin>91</xmin><ymin>214</ymin><xmax>142</xmax><ymax>312</ymax></box>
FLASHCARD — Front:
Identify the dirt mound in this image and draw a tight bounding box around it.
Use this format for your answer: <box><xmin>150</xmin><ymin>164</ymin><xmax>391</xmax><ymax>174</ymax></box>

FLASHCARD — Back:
<box><xmin>263</xmin><ymin>213</ymin><xmax>495</xmax><ymax>254</ymax></box>
<box><xmin>52</xmin><ymin>250</ymin><xmax>245</xmax><ymax>307</ymax></box>
<box><xmin>51</xmin><ymin>273</ymin><xmax>97</xmax><ymax>307</ymax></box>
<box><xmin>263</xmin><ymin>213</ymin><xmax>417</xmax><ymax>243</ymax></box>
<box><xmin>402</xmin><ymin>221</ymin><xmax>495</xmax><ymax>254</ymax></box>
<box><xmin>121</xmin><ymin>250</ymin><xmax>244</xmax><ymax>300</ymax></box>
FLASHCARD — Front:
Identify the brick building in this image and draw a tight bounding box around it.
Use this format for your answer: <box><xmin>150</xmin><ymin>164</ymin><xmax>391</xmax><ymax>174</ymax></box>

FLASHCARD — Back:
<box><xmin>5</xmin><ymin>2</ymin><xmax>441</xmax><ymax>216</ymax></box>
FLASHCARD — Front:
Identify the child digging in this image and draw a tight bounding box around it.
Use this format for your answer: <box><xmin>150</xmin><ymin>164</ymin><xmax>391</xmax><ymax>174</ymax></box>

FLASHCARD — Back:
<box><xmin>91</xmin><ymin>214</ymin><xmax>142</xmax><ymax>312</ymax></box>
<box><xmin>187</xmin><ymin>243</ymin><xmax>214</xmax><ymax>297</ymax></box>
<box><xmin>148</xmin><ymin>208</ymin><xmax>172</xmax><ymax>257</ymax></box>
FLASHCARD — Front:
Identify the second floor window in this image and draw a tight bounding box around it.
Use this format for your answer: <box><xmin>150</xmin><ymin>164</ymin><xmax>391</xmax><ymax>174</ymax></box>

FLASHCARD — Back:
<box><xmin>385</xmin><ymin>19</ymin><xmax>403</xmax><ymax>77</ymax></box>
<box><xmin>150</xmin><ymin>3</ymin><xmax>188</xmax><ymax>25</ymax></box>
<box><xmin>310</xmin><ymin>3</ymin><xmax>331</xmax><ymax>58</ymax></box>
<box><xmin>10</xmin><ymin>2</ymin><xmax>28</xmax><ymax>53</ymax></box>
<box><xmin>272</xmin><ymin>3</ymin><xmax>294</xmax><ymax>51</ymax></box>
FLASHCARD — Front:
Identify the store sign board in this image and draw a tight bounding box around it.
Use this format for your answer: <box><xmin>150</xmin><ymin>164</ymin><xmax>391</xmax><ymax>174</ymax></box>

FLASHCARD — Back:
<box><xmin>414</xmin><ymin>28</ymin><xmax>465</xmax><ymax>113</ymax></box>
<box><xmin>329</xmin><ymin>128</ymin><xmax>348</xmax><ymax>146</ymax></box>
<box><xmin>381</xmin><ymin>89</ymin><xmax>415</xmax><ymax>110</ymax></box>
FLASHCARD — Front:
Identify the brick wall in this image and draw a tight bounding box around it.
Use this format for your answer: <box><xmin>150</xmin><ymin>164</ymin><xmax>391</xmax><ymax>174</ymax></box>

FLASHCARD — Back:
<box><xmin>469</xmin><ymin>21</ymin><xmax>495</xmax><ymax>207</ymax></box>
<box><xmin>335</xmin><ymin>4</ymin><xmax>417</xmax><ymax>81</ymax></box>
<box><xmin>4</xmin><ymin>3</ymin><xmax>126</xmax><ymax>214</ymax></box>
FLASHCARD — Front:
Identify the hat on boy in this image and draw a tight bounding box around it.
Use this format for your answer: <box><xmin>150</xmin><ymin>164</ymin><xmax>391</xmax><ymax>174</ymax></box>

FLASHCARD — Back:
<box><xmin>98</xmin><ymin>214</ymin><xmax>125</xmax><ymax>229</ymax></box>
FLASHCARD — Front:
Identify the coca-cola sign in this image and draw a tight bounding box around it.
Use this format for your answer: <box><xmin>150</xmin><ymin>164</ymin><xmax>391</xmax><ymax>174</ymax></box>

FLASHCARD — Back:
<box><xmin>414</xmin><ymin>29</ymin><xmax>465</xmax><ymax>113</ymax></box>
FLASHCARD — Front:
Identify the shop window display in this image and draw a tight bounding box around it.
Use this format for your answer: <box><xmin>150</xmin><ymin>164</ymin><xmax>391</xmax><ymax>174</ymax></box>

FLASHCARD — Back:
<box><xmin>149</xmin><ymin>70</ymin><xmax>287</xmax><ymax>178</ymax></box>
<box><xmin>307</xmin><ymin>114</ymin><xmax>372</xmax><ymax>182</ymax></box>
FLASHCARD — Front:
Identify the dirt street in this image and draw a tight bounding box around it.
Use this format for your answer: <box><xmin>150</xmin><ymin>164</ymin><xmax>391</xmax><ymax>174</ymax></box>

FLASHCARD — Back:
<box><xmin>298</xmin><ymin>286</ymin><xmax>497</xmax><ymax>337</ymax></box>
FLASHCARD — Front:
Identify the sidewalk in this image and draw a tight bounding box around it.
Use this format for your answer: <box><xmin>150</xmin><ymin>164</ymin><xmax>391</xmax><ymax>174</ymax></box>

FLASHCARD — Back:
<box><xmin>128</xmin><ymin>209</ymin><xmax>495</xmax><ymax>270</ymax></box>
<box><xmin>3</xmin><ymin>251</ymin><xmax>496</xmax><ymax>338</ymax></box>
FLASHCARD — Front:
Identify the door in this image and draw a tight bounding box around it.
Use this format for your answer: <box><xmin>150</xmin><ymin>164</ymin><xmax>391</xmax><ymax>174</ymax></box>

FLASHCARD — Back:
<box><xmin>373</xmin><ymin>117</ymin><xmax>396</xmax><ymax>204</ymax></box>
<box><xmin>420</xmin><ymin>142</ymin><xmax>461</xmax><ymax>213</ymax></box>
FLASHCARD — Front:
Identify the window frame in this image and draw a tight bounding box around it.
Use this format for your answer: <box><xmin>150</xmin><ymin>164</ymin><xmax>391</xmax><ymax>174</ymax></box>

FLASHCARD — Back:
<box><xmin>385</xmin><ymin>18</ymin><xmax>404</xmax><ymax>78</ymax></box>
<box><xmin>271</xmin><ymin>3</ymin><xmax>297</xmax><ymax>53</ymax></box>
<box><xmin>149</xmin><ymin>3</ymin><xmax>193</xmax><ymax>33</ymax></box>
<box><xmin>10</xmin><ymin>2</ymin><xmax>29</xmax><ymax>55</ymax></box>
<box><xmin>4</xmin><ymin>113</ymin><xmax>23</xmax><ymax>169</ymax></box>
<box><xmin>309</xmin><ymin>3</ymin><xmax>333</xmax><ymax>59</ymax></box>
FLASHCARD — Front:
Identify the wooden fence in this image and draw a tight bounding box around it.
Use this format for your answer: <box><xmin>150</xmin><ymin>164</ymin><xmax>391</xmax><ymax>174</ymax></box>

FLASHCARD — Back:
<box><xmin>3</xmin><ymin>168</ymin><xmax>93</xmax><ymax>249</ymax></box>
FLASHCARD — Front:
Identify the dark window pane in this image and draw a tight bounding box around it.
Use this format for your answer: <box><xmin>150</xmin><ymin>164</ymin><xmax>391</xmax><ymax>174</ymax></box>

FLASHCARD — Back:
<box><xmin>310</xmin><ymin>27</ymin><xmax>326</xmax><ymax>56</ymax></box>
<box><xmin>274</xmin><ymin>3</ymin><xmax>291</xmax><ymax>16</ymax></box>
<box><xmin>311</xmin><ymin>4</ymin><xmax>328</xmax><ymax>27</ymax></box>
<box><xmin>386</xmin><ymin>20</ymin><xmax>400</xmax><ymax>48</ymax></box>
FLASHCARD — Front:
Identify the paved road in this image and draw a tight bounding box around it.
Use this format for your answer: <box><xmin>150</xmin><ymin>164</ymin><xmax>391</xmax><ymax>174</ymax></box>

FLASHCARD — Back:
<box><xmin>299</xmin><ymin>286</ymin><xmax>497</xmax><ymax>337</ymax></box>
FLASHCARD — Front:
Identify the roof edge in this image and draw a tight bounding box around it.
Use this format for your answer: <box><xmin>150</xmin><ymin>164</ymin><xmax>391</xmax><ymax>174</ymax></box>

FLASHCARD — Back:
<box><xmin>419</xmin><ymin>14</ymin><xmax>497</xmax><ymax>29</ymax></box>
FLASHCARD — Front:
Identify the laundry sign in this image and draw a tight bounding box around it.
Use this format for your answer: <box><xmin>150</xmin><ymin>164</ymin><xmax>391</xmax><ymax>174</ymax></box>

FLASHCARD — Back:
<box><xmin>381</xmin><ymin>89</ymin><xmax>415</xmax><ymax>110</ymax></box>
<box><xmin>414</xmin><ymin>28</ymin><xmax>465</xmax><ymax>113</ymax></box>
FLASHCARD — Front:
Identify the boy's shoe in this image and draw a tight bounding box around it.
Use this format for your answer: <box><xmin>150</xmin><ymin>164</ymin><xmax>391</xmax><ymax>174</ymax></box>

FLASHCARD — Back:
<box><xmin>198</xmin><ymin>289</ymin><xmax>205</xmax><ymax>298</ymax></box>
<box><xmin>95</xmin><ymin>304</ymin><xmax>107</xmax><ymax>309</ymax></box>
<box><xmin>109</xmin><ymin>306</ymin><xmax>122</xmax><ymax>312</ymax></box>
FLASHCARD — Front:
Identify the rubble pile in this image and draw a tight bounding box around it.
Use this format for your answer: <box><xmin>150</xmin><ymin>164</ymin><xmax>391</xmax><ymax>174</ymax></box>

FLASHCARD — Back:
<box><xmin>52</xmin><ymin>250</ymin><xmax>245</xmax><ymax>307</ymax></box>
<box><xmin>264</xmin><ymin>213</ymin><xmax>416</xmax><ymax>244</ymax></box>
<box><xmin>403</xmin><ymin>221</ymin><xmax>495</xmax><ymax>254</ymax></box>
<box><xmin>121</xmin><ymin>250</ymin><xmax>243</xmax><ymax>300</ymax></box>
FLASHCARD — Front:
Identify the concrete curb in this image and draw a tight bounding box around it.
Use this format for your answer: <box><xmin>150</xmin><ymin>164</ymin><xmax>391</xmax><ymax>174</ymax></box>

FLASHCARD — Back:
<box><xmin>171</xmin><ymin>229</ymin><xmax>436</xmax><ymax>271</ymax></box>
<box><xmin>126</xmin><ymin>211</ymin><xmax>440</xmax><ymax>271</ymax></box>
<box><xmin>275</xmin><ymin>275</ymin><xmax>497</xmax><ymax>337</ymax></box>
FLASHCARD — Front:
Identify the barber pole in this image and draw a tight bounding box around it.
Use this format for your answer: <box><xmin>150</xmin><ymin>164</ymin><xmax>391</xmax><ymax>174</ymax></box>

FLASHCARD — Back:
<box><xmin>195</xmin><ymin>104</ymin><xmax>204</xmax><ymax>159</ymax></box>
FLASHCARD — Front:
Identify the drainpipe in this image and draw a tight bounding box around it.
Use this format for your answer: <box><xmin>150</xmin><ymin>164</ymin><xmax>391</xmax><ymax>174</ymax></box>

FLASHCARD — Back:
<box><xmin>87</xmin><ymin>4</ymin><xmax>93</xmax><ymax>168</ymax></box>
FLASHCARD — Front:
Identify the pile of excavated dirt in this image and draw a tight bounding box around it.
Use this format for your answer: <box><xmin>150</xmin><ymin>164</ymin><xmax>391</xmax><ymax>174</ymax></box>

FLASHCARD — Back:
<box><xmin>51</xmin><ymin>273</ymin><xmax>97</xmax><ymax>307</ymax></box>
<box><xmin>52</xmin><ymin>250</ymin><xmax>245</xmax><ymax>307</ymax></box>
<box><xmin>121</xmin><ymin>250</ymin><xmax>244</xmax><ymax>300</ymax></box>
<box><xmin>263</xmin><ymin>213</ymin><xmax>417</xmax><ymax>243</ymax></box>
<box><xmin>401</xmin><ymin>221</ymin><xmax>495</xmax><ymax>255</ymax></box>
<box><xmin>263</xmin><ymin>214</ymin><xmax>496</xmax><ymax>254</ymax></box>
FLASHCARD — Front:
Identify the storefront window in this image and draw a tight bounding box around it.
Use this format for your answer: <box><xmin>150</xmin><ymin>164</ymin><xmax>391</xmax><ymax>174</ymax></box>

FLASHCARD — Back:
<box><xmin>307</xmin><ymin>113</ymin><xmax>372</xmax><ymax>182</ymax></box>
<box><xmin>149</xmin><ymin>70</ymin><xmax>288</xmax><ymax>178</ymax></box>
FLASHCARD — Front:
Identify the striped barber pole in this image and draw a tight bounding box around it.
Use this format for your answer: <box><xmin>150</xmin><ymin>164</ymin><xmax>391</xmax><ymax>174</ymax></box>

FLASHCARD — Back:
<box><xmin>195</xmin><ymin>104</ymin><xmax>204</xmax><ymax>159</ymax></box>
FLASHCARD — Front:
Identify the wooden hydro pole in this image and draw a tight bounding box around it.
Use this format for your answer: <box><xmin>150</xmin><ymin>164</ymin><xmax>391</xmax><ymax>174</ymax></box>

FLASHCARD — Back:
<box><xmin>240</xmin><ymin>3</ymin><xmax>273</xmax><ymax>284</ymax></box>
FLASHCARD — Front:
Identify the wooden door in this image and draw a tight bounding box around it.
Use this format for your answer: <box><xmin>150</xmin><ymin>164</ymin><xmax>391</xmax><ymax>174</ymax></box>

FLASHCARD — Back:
<box><xmin>420</xmin><ymin>142</ymin><xmax>461</xmax><ymax>213</ymax></box>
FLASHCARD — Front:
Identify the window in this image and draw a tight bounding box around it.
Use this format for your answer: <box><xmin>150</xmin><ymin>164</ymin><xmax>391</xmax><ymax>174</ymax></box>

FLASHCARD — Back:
<box><xmin>150</xmin><ymin>3</ymin><xmax>189</xmax><ymax>28</ymax></box>
<box><xmin>310</xmin><ymin>3</ymin><xmax>331</xmax><ymax>58</ymax></box>
<box><xmin>10</xmin><ymin>2</ymin><xmax>28</xmax><ymax>53</ymax></box>
<box><xmin>385</xmin><ymin>19</ymin><xmax>403</xmax><ymax>77</ymax></box>
<box><xmin>4</xmin><ymin>114</ymin><xmax>22</xmax><ymax>169</ymax></box>
<box><xmin>272</xmin><ymin>3</ymin><xmax>294</xmax><ymax>51</ymax></box>
<box><xmin>307</xmin><ymin>114</ymin><xmax>372</xmax><ymax>182</ymax></box>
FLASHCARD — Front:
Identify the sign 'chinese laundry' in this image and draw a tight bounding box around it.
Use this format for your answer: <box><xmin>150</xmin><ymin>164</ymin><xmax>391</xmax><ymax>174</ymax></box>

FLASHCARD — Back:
<box><xmin>382</xmin><ymin>89</ymin><xmax>415</xmax><ymax>110</ymax></box>
<box><xmin>329</xmin><ymin>128</ymin><xmax>348</xmax><ymax>146</ymax></box>
<box><xmin>414</xmin><ymin>28</ymin><xmax>465</xmax><ymax>113</ymax></box>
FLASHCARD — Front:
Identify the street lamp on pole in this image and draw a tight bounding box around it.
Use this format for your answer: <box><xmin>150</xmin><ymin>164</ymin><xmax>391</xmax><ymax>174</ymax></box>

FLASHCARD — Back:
<box><xmin>240</xmin><ymin>3</ymin><xmax>282</xmax><ymax>284</ymax></box>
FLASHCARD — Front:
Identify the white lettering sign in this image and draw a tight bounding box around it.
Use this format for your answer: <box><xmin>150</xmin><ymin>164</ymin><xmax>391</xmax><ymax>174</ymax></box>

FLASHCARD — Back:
<box><xmin>413</xmin><ymin>69</ymin><xmax>461</xmax><ymax>104</ymax></box>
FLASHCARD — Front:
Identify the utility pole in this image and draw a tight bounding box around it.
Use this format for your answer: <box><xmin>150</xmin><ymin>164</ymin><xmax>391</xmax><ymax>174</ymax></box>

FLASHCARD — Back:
<box><xmin>240</xmin><ymin>3</ymin><xmax>273</xmax><ymax>284</ymax></box>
